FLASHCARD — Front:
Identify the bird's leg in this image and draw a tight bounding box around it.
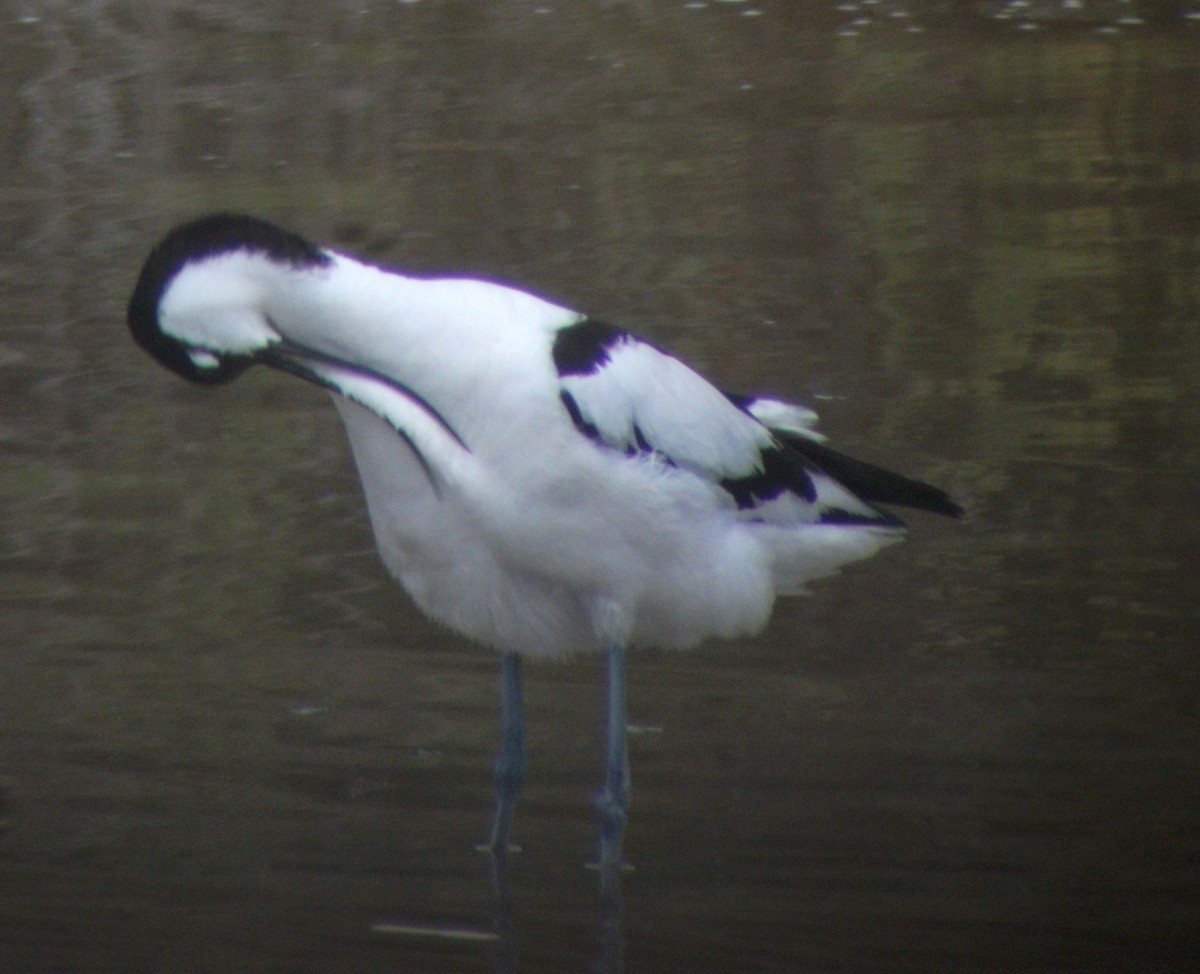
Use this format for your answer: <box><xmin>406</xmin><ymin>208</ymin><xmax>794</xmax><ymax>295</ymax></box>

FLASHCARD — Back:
<box><xmin>595</xmin><ymin>640</ymin><xmax>630</xmax><ymax>872</ymax></box>
<box><xmin>482</xmin><ymin>650</ymin><xmax>525</xmax><ymax>855</ymax></box>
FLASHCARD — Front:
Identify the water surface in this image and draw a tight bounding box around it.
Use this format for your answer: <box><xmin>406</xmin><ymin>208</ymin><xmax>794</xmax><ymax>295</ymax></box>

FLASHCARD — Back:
<box><xmin>1</xmin><ymin>2</ymin><xmax>1197</xmax><ymax>971</ymax></box>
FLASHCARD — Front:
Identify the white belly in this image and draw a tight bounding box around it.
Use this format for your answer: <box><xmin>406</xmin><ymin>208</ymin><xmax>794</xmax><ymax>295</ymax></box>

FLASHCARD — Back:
<box><xmin>332</xmin><ymin>397</ymin><xmax>899</xmax><ymax>659</ymax></box>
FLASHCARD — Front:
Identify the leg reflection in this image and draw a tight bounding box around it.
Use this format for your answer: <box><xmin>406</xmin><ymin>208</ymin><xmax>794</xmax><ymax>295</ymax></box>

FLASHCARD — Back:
<box><xmin>485</xmin><ymin>845</ymin><xmax>519</xmax><ymax>974</ymax></box>
<box><xmin>593</xmin><ymin>840</ymin><xmax>625</xmax><ymax>974</ymax></box>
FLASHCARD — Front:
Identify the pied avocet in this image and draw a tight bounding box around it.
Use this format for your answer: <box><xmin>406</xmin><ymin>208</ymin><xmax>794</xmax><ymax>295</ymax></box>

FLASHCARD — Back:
<box><xmin>127</xmin><ymin>213</ymin><xmax>961</xmax><ymax>865</ymax></box>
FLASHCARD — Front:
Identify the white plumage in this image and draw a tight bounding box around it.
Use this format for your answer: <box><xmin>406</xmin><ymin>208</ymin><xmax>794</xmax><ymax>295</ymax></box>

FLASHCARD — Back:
<box><xmin>129</xmin><ymin>213</ymin><xmax>960</xmax><ymax>861</ymax></box>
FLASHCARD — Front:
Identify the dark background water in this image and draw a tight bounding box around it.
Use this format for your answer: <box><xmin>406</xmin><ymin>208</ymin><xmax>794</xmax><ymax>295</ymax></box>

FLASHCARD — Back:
<box><xmin>2</xmin><ymin>2</ymin><xmax>1197</xmax><ymax>971</ymax></box>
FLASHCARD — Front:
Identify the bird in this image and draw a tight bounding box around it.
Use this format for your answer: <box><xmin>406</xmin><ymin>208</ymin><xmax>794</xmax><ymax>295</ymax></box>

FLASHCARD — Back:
<box><xmin>127</xmin><ymin>213</ymin><xmax>961</xmax><ymax>867</ymax></box>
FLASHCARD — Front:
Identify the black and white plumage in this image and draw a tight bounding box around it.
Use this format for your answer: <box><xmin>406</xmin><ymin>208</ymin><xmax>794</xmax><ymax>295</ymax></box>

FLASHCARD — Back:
<box><xmin>127</xmin><ymin>213</ymin><xmax>961</xmax><ymax>862</ymax></box>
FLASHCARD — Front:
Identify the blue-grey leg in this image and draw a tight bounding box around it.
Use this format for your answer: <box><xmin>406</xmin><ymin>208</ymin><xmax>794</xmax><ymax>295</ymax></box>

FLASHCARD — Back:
<box><xmin>483</xmin><ymin>650</ymin><xmax>525</xmax><ymax>854</ymax></box>
<box><xmin>595</xmin><ymin>640</ymin><xmax>630</xmax><ymax>871</ymax></box>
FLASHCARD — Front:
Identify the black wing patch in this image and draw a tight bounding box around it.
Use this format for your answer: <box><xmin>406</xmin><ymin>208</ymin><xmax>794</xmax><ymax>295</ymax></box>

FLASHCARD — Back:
<box><xmin>560</xmin><ymin>390</ymin><xmax>658</xmax><ymax>460</ymax></box>
<box><xmin>552</xmin><ymin>318</ymin><xmax>629</xmax><ymax>377</ymax></box>
<box><xmin>720</xmin><ymin>446</ymin><xmax>816</xmax><ymax>508</ymax></box>
<box><xmin>559</xmin><ymin>389</ymin><xmax>602</xmax><ymax>442</ymax></box>
<box><xmin>719</xmin><ymin>445</ymin><xmax>907</xmax><ymax>527</ymax></box>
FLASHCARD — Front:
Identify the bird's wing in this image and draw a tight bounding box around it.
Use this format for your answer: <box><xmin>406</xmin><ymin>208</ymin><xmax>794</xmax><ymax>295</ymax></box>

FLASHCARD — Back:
<box><xmin>551</xmin><ymin>318</ymin><xmax>900</xmax><ymax>526</ymax></box>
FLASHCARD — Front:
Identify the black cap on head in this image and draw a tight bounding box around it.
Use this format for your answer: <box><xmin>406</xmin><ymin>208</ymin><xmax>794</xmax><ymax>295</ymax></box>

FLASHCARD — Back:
<box><xmin>127</xmin><ymin>213</ymin><xmax>331</xmax><ymax>384</ymax></box>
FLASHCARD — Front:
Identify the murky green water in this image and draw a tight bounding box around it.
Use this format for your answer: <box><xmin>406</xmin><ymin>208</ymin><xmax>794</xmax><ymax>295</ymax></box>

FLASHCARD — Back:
<box><xmin>2</xmin><ymin>2</ymin><xmax>1197</xmax><ymax>971</ymax></box>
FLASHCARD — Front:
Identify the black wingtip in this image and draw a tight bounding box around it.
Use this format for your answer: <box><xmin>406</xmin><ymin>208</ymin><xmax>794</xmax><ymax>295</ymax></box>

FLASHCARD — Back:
<box><xmin>901</xmin><ymin>486</ymin><xmax>964</xmax><ymax>519</ymax></box>
<box><xmin>775</xmin><ymin>432</ymin><xmax>963</xmax><ymax>519</ymax></box>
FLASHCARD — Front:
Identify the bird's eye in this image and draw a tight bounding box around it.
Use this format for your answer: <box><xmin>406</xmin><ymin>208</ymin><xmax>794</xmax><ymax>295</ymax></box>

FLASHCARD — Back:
<box><xmin>187</xmin><ymin>349</ymin><xmax>222</xmax><ymax>370</ymax></box>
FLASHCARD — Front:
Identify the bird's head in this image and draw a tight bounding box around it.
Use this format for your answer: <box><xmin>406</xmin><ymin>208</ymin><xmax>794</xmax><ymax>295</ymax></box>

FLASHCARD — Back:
<box><xmin>127</xmin><ymin>213</ymin><xmax>333</xmax><ymax>384</ymax></box>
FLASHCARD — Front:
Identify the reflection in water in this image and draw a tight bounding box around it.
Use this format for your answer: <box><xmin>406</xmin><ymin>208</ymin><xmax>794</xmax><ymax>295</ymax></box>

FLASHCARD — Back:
<box><xmin>371</xmin><ymin>838</ymin><xmax>626</xmax><ymax>974</ymax></box>
<box><xmin>2</xmin><ymin>2</ymin><xmax>1198</xmax><ymax>972</ymax></box>
<box><xmin>485</xmin><ymin>848</ymin><xmax>520</xmax><ymax>974</ymax></box>
<box><xmin>591</xmin><ymin>851</ymin><xmax>625</xmax><ymax>974</ymax></box>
